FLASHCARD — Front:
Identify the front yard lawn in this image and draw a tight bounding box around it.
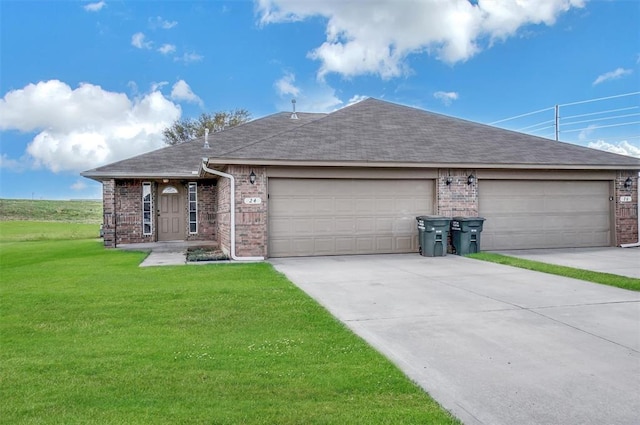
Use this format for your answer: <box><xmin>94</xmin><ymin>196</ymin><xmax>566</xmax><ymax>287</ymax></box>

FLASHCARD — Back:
<box><xmin>0</xmin><ymin>224</ymin><xmax>459</xmax><ymax>424</ymax></box>
<box><xmin>469</xmin><ymin>252</ymin><xmax>640</xmax><ymax>291</ymax></box>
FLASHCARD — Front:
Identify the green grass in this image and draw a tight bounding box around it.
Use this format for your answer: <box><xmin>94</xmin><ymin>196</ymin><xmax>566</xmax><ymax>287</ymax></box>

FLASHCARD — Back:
<box><xmin>0</xmin><ymin>221</ymin><xmax>100</xmax><ymax>242</ymax></box>
<box><xmin>0</xmin><ymin>199</ymin><xmax>102</xmax><ymax>224</ymax></box>
<box><xmin>469</xmin><ymin>252</ymin><xmax>640</xmax><ymax>291</ymax></box>
<box><xmin>0</xmin><ymin>224</ymin><xmax>459</xmax><ymax>424</ymax></box>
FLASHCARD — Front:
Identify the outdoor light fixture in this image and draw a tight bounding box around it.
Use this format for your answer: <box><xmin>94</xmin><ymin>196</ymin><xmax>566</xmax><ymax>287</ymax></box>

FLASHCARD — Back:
<box><xmin>624</xmin><ymin>177</ymin><xmax>633</xmax><ymax>189</ymax></box>
<box><xmin>445</xmin><ymin>177</ymin><xmax>452</xmax><ymax>186</ymax></box>
<box><xmin>467</xmin><ymin>174</ymin><xmax>475</xmax><ymax>185</ymax></box>
<box><xmin>249</xmin><ymin>170</ymin><xmax>256</xmax><ymax>185</ymax></box>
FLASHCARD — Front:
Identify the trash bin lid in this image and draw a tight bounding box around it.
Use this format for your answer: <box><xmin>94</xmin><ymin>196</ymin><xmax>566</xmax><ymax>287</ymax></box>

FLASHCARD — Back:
<box><xmin>452</xmin><ymin>216</ymin><xmax>485</xmax><ymax>222</ymax></box>
<box><xmin>417</xmin><ymin>215</ymin><xmax>452</xmax><ymax>220</ymax></box>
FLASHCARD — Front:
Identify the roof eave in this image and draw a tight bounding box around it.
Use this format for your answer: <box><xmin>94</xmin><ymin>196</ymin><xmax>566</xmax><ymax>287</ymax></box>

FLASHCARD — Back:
<box><xmin>205</xmin><ymin>158</ymin><xmax>640</xmax><ymax>171</ymax></box>
<box><xmin>80</xmin><ymin>171</ymin><xmax>202</xmax><ymax>181</ymax></box>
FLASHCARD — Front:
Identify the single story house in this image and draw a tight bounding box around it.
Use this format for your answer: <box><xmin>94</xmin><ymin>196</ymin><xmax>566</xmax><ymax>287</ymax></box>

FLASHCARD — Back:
<box><xmin>82</xmin><ymin>98</ymin><xmax>640</xmax><ymax>259</ymax></box>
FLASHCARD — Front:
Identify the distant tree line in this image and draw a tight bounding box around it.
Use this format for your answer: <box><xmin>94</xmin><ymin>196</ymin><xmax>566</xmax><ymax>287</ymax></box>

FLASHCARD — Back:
<box><xmin>163</xmin><ymin>109</ymin><xmax>251</xmax><ymax>145</ymax></box>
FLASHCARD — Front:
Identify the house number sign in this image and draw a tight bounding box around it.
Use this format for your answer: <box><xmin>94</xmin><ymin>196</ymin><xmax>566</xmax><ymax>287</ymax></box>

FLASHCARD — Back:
<box><xmin>244</xmin><ymin>197</ymin><xmax>262</xmax><ymax>205</ymax></box>
<box><xmin>620</xmin><ymin>196</ymin><xmax>632</xmax><ymax>203</ymax></box>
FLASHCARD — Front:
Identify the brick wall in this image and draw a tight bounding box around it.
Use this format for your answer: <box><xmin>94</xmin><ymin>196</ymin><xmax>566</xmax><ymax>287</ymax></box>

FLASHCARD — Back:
<box><xmin>615</xmin><ymin>171</ymin><xmax>639</xmax><ymax>245</ymax></box>
<box><xmin>102</xmin><ymin>179</ymin><xmax>116</xmax><ymax>247</ymax></box>
<box><xmin>113</xmin><ymin>180</ymin><xmax>154</xmax><ymax>245</ymax></box>
<box><xmin>229</xmin><ymin>165</ymin><xmax>267</xmax><ymax>257</ymax></box>
<box><xmin>216</xmin><ymin>175</ymin><xmax>231</xmax><ymax>255</ymax></box>
<box><xmin>100</xmin><ymin>179</ymin><xmax>218</xmax><ymax>247</ymax></box>
<box><xmin>437</xmin><ymin>169</ymin><xmax>479</xmax><ymax>217</ymax></box>
<box><xmin>186</xmin><ymin>181</ymin><xmax>217</xmax><ymax>242</ymax></box>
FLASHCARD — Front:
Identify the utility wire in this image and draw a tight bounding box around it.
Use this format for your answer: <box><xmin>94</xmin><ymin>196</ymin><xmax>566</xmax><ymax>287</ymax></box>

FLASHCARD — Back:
<box><xmin>558</xmin><ymin>91</ymin><xmax>640</xmax><ymax>107</ymax></box>
<box><xmin>562</xmin><ymin>106</ymin><xmax>639</xmax><ymax>120</ymax></box>
<box><xmin>516</xmin><ymin>119</ymin><xmax>555</xmax><ymax>132</ymax></box>
<box><xmin>561</xmin><ymin>121</ymin><xmax>640</xmax><ymax>134</ymax></box>
<box><xmin>490</xmin><ymin>91</ymin><xmax>640</xmax><ymax>126</ymax></box>
<box><xmin>489</xmin><ymin>106</ymin><xmax>554</xmax><ymax>125</ymax></box>
<box><xmin>561</xmin><ymin>113</ymin><xmax>640</xmax><ymax>128</ymax></box>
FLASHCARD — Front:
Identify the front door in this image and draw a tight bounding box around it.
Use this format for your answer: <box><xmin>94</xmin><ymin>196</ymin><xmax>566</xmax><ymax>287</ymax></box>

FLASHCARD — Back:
<box><xmin>158</xmin><ymin>185</ymin><xmax>184</xmax><ymax>241</ymax></box>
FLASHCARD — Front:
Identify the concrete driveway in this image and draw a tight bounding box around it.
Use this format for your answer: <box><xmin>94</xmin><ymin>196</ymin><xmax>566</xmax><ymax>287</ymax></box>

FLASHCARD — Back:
<box><xmin>496</xmin><ymin>247</ymin><xmax>640</xmax><ymax>278</ymax></box>
<box><xmin>270</xmin><ymin>254</ymin><xmax>640</xmax><ymax>425</ymax></box>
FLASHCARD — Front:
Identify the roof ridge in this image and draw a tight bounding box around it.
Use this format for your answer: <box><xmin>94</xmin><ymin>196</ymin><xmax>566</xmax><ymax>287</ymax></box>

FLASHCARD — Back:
<box><xmin>214</xmin><ymin>98</ymin><xmax>380</xmax><ymax>158</ymax></box>
<box><xmin>214</xmin><ymin>111</ymin><xmax>328</xmax><ymax>158</ymax></box>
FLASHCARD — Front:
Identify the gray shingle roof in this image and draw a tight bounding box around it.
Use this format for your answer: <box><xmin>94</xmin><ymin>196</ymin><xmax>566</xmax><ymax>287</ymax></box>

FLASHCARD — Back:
<box><xmin>82</xmin><ymin>98</ymin><xmax>640</xmax><ymax>180</ymax></box>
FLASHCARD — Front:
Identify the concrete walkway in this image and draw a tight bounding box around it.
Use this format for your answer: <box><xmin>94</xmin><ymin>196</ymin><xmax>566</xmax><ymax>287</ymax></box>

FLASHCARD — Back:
<box><xmin>116</xmin><ymin>241</ymin><xmax>217</xmax><ymax>267</ymax></box>
<box><xmin>496</xmin><ymin>246</ymin><xmax>640</xmax><ymax>278</ymax></box>
<box><xmin>271</xmin><ymin>254</ymin><xmax>640</xmax><ymax>425</ymax></box>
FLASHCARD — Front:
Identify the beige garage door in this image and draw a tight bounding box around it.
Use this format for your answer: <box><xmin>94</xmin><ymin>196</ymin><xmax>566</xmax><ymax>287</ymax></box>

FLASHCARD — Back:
<box><xmin>269</xmin><ymin>178</ymin><xmax>434</xmax><ymax>257</ymax></box>
<box><xmin>479</xmin><ymin>180</ymin><xmax>611</xmax><ymax>250</ymax></box>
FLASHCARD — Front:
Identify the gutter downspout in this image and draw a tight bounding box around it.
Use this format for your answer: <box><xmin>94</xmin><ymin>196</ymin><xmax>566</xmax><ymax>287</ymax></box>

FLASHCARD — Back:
<box><xmin>620</xmin><ymin>173</ymin><xmax>640</xmax><ymax>248</ymax></box>
<box><xmin>200</xmin><ymin>158</ymin><xmax>264</xmax><ymax>261</ymax></box>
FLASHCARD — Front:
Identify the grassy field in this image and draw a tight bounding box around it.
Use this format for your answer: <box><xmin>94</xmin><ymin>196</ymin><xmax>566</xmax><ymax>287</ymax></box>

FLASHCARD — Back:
<box><xmin>0</xmin><ymin>221</ymin><xmax>459</xmax><ymax>424</ymax></box>
<box><xmin>469</xmin><ymin>252</ymin><xmax>640</xmax><ymax>291</ymax></box>
<box><xmin>0</xmin><ymin>199</ymin><xmax>102</xmax><ymax>223</ymax></box>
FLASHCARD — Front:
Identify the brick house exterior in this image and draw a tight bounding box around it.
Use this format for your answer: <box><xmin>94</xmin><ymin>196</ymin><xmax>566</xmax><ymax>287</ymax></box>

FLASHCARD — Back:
<box><xmin>82</xmin><ymin>98</ymin><xmax>640</xmax><ymax>258</ymax></box>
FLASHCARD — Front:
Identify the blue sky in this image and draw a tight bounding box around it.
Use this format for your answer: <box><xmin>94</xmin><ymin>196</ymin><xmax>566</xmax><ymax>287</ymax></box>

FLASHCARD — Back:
<box><xmin>1</xmin><ymin>0</ymin><xmax>639</xmax><ymax>200</ymax></box>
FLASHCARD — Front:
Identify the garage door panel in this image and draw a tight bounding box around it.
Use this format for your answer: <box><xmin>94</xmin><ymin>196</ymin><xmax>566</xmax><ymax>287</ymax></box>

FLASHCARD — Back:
<box><xmin>480</xmin><ymin>180</ymin><xmax>610</xmax><ymax>250</ymax></box>
<box><xmin>356</xmin><ymin>217</ymin><xmax>375</xmax><ymax>232</ymax></box>
<box><xmin>269</xmin><ymin>178</ymin><xmax>434</xmax><ymax>257</ymax></box>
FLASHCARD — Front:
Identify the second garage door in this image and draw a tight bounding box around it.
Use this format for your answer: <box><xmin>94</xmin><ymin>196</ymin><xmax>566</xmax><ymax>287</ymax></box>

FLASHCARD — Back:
<box><xmin>269</xmin><ymin>178</ymin><xmax>434</xmax><ymax>257</ymax></box>
<box><xmin>479</xmin><ymin>180</ymin><xmax>611</xmax><ymax>250</ymax></box>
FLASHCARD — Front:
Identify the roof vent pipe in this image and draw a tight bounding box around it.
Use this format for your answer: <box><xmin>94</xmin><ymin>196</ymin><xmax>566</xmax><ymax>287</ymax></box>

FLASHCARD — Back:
<box><xmin>290</xmin><ymin>99</ymin><xmax>298</xmax><ymax>120</ymax></box>
<box><xmin>204</xmin><ymin>128</ymin><xmax>210</xmax><ymax>149</ymax></box>
<box><xmin>200</xmin><ymin>158</ymin><xmax>264</xmax><ymax>261</ymax></box>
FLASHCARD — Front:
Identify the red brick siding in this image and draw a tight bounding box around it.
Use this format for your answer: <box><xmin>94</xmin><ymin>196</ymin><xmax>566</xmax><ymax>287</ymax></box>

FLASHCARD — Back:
<box><xmin>230</xmin><ymin>165</ymin><xmax>267</xmax><ymax>257</ymax></box>
<box><xmin>113</xmin><ymin>180</ymin><xmax>155</xmax><ymax>245</ymax></box>
<box><xmin>437</xmin><ymin>169</ymin><xmax>479</xmax><ymax>217</ymax></box>
<box><xmin>186</xmin><ymin>181</ymin><xmax>217</xmax><ymax>242</ymax></box>
<box><xmin>216</xmin><ymin>176</ymin><xmax>231</xmax><ymax>255</ymax></box>
<box><xmin>615</xmin><ymin>171</ymin><xmax>639</xmax><ymax>246</ymax></box>
<box><xmin>102</xmin><ymin>179</ymin><xmax>116</xmax><ymax>247</ymax></box>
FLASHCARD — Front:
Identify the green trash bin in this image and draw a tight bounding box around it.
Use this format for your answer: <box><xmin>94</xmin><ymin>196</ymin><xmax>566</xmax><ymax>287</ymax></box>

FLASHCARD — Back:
<box><xmin>416</xmin><ymin>216</ymin><xmax>451</xmax><ymax>257</ymax></box>
<box><xmin>451</xmin><ymin>217</ymin><xmax>486</xmax><ymax>255</ymax></box>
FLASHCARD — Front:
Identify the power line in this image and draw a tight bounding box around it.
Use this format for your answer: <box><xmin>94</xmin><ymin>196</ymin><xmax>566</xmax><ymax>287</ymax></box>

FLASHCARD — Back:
<box><xmin>561</xmin><ymin>121</ymin><xmax>640</xmax><ymax>134</ymax></box>
<box><xmin>561</xmin><ymin>112</ymin><xmax>640</xmax><ymax>128</ymax></box>
<box><xmin>562</xmin><ymin>106</ymin><xmax>639</xmax><ymax>120</ymax></box>
<box><xmin>489</xmin><ymin>106</ymin><xmax>554</xmax><ymax>125</ymax></box>
<box><xmin>490</xmin><ymin>91</ymin><xmax>640</xmax><ymax>126</ymax></box>
<box><xmin>516</xmin><ymin>119</ymin><xmax>555</xmax><ymax>132</ymax></box>
<box><xmin>558</xmin><ymin>91</ymin><xmax>640</xmax><ymax>107</ymax></box>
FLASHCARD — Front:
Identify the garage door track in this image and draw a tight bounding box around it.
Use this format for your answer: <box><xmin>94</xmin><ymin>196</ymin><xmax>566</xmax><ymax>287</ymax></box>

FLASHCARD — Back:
<box><xmin>271</xmin><ymin>254</ymin><xmax>640</xmax><ymax>425</ymax></box>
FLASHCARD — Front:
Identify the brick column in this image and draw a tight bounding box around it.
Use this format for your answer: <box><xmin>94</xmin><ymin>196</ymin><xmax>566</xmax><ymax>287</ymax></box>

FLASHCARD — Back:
<box><xmin>615</xmin><ymin>171</ymin><xmax>639</xmax><ymax>246</ymax></box>
<box><xmin>230</xmin><ymin>165</ymin><xmax>267</xmax><ymax>257</ymax></box>
<box><xmin>102</xmin><ymin>179</ymin><xmax>116</xmax><ymax>247</ymax></box>
<box><xmin>437</xmin><ymin>169</ymin><xmax>479</xmax><ymax>217</ymax></box>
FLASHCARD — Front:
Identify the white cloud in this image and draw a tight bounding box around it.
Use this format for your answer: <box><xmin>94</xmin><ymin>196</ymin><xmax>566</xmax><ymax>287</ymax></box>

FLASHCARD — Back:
<box><xmin>174</xmin><ymin>52</ymin><xmax>203</xmax><ymax>64</ymax></box>
<box><xmin>83</xmin><ymin>1</ymin><xmax>105</xmax><ymax>12</ymax></box>
<box><xmin>71</xmin><ymin>179</ymin><xmax>88</xmax><ymax>191</ymax></box>
<box><xmin>434</xmin><ymin>91</ymin><xmax>459</xmax><ymax>106</ymax></box>
<box><xmin>257</xmin><ymin>0</ymin><xmax>585</xmax><ymax>79</ymax></box>
<box><xmin>158</xmin><ymin>43</ymin><xmax>177</xmax><ymax>55</ymax></box>
<box><xmin>578</xmin><ymin>124</ymin><xmax>597</xmax><ymax>141</ymax></box>
<box><xmin>0</xmin><ymin>80</ymin><xmax>181</xmax><ymax>173</ymax></box>
<box><xmin>346</xmin><ymin>94</ymin><xmax>368</xmax><ymax>106</ymax></box>
<box><xmin>0</xmin><ymin>153</ymin><xmax>28</xmax><ymax>172</ymax></box>
<box><xmin>170</xmin><ymin>80</ymin><xmax>203</xmax><ymax>106</ymax></box>
<box><xmin>592</xmin><ymin>68</ymin><xmax>633</xmax><ymax>85</ymax></box>
<box><xmin>588</xmin><ymin>140</ymin><xmax>640</xmax><ymax>158</ymax></box>
<box><xmin>149</xmin><ymin>16</ymin><xmax>178</xmax><ymax>30</ymax></box>
<box><xmin>131</xmin><ymin>32</ymin><xmax>152</xmax><ymax>49</ymax></box>
<box><xmin>275</xmin><ymin>72</ymin><xmax>301</xmax><ymax>97</ymax></box>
